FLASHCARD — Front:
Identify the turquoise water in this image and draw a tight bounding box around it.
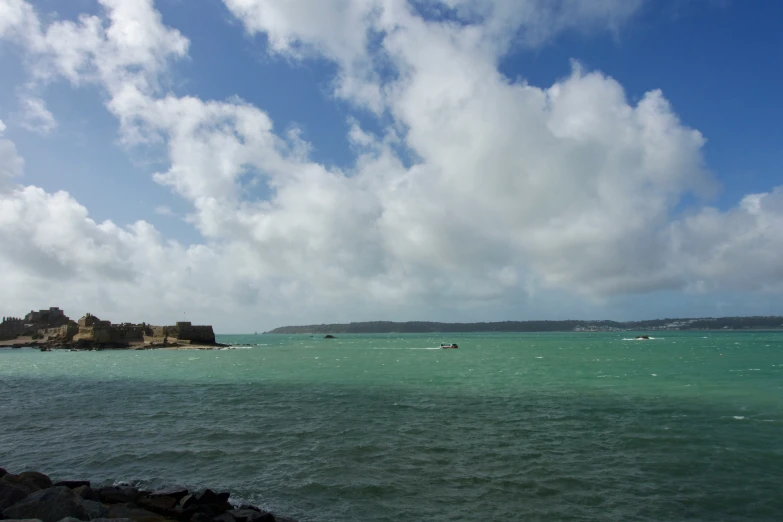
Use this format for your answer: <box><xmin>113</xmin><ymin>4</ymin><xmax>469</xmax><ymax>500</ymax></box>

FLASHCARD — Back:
<box><xmin>1</xmin><ymin>331</ymin><xmax>782</xmax><ymax>521</ymax></box>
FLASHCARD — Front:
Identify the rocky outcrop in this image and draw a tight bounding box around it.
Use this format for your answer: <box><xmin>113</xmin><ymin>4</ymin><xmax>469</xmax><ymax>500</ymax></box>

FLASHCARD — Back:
<box><xmin>0</xmin><ymin>468</ymin><xmax>297</xmax><ymax>522</ymax></box>
<box><xmin>0</xmin><ymin>480</ymin><xmax>28</xmax><ymax>510</ymax></box>
<box><xmin>2</xmin><ymin>486</ymin><xmax>89</xmax><ymax>522</ymax></box>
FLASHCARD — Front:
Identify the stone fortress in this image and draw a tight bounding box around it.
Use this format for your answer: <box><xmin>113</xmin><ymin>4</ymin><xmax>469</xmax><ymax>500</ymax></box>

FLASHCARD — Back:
<box><xmin>0</xmin><ymin>307</ymin><xmax>216</xmax><ymax>347</ymax></box>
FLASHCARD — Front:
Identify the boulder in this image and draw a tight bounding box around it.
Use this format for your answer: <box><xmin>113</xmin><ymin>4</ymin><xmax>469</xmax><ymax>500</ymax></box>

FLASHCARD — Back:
<box><xmin>137</xmin><ymin>494</ymin><xmax>180</xmax><ymax>516</ymax></box>
<box><xmin>180</xmin><ymin>490</ymin><xmax>230</xmax><ymax>509</ymax></box>
<box><xmin>179</xmin><ymin>503</ymin><xmax>231</xmax><ymax>522</ymax></box>
<box><xmin>53</xmin><ymin>481</ymin><xmax>90</xmax><ymax>490</ymax></box>
<box><xmin>18</xmin><ymin>472</ymin><xmax>54</xmax><ymax>491</ymax></box>
<box><xmin>73</xmin><ymin>485</ymin><xmax>100</xmax><ymax>502</ymax></box>
<box><xmin>0</xmin><ymin>481</ymin><xmax>29</xmax><ymax>511</ymax></box>
<box><xmin>82</xmin><ymin>499</ymin><xmax>110</xmax><ymax>519</ymax></box>
<box><xmin>228</xmin><ymin>509</ymin><xmax>275</xmax><ymax>522</ymax></box>
<box><xmin>2</xmin><ymin>472</ymin><xmax>53</xmax><ymax>496</ymax></box>
<box><xmin>0</xmin><ymin>467</ymin><xmax>7</xmax><ymax>478</ymax></box>
<box><xmin>2</xmin><ymin>486</ymin><xmax>89</xmax><ymax>522</ymax></box>
<box><xmin>55</xmin><ymin>517</ymin><xmax>82</xmax><ymax>522</ymax></box>
<box><xmin>148</xmin><ymin>488</ymin><xmax>189</xmax><ymax>502</ymax></box>
<box><xmin>106</xmin><ymin>505</ymin><xmax>168</xmax><ymax>522</ymax></box>
<box><xmin>99</xmin><ymin>487</ymin><xmax>142</xmax><ymax>504</ymax></box>
<box><xmin>211</xmin><ymin>514</ymin><xmax>234</xmax><ymax>522</ymax></box>
<box><xmin>189</xmin><ymin>514</ymin><xmax>211</xmax><ymax>522</ymax></box>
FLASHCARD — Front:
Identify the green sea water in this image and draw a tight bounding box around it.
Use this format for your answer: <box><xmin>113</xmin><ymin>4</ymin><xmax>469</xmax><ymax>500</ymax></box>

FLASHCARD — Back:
<box><xmin>1</xmin><ymin>331</ymin><xmax>782</xmax><ymax>521</ymax></box>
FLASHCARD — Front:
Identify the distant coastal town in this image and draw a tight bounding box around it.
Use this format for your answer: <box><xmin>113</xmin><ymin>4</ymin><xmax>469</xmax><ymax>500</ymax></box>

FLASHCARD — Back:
<box><xmin>266</xmin><ymin>316</ymin><xmax>783</xmax><ymax>334</ymax></box>
<box><xmin>0</xmin><ymin>306</ymin><xmax>219</xmax><ymax>350</ymax></box>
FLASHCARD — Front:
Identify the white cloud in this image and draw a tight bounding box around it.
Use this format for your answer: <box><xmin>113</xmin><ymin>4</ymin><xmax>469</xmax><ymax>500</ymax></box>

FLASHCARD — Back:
<box><xmin>0</xmin><ymin>0</ymin><xmax>780</xmax><ymax>330</ymax></box>
<box><xmin>19</xmin><ymin>95</ymin><xmax>57</xmax><ymax>134</ymax></box>
<box><xmin>0</xmin><ymin>119</ymin><xmax>25</xmax><ymax>189</ymax></box>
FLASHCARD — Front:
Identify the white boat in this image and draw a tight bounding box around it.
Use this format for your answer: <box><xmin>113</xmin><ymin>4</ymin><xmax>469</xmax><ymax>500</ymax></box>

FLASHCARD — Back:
<box><xmin>440</xmin><ymin>343</ymin><xmax>458</xmax><ymax>349</ymax></box>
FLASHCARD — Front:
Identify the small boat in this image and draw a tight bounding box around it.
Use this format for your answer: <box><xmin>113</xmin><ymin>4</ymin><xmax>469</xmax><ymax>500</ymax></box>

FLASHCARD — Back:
<box><xmin>440</xmin><ymin>343</ymin><xmax>459</xmax><ymax>349</ymax></box>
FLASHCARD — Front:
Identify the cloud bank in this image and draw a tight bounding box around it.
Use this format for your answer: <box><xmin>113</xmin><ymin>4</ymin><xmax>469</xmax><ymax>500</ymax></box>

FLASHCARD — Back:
<box><xmin>0</xmin><ymin>0</ymin><xmax>781</xmax><ymax>330</ymax></box>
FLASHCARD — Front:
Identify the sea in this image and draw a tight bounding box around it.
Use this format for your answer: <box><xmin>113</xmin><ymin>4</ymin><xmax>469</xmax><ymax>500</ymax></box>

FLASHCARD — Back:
<box><xmin>1</xmin><ymin>331</ymin><xmax>782</xmax><ymax>521</ymax></box>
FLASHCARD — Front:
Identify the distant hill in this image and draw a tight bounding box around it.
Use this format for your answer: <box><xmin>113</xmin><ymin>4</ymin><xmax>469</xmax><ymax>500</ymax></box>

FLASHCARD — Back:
<box><xmin>265</xmin><ymin>316</ymin><xmax>783</xmax><ymax>334</ymax></box>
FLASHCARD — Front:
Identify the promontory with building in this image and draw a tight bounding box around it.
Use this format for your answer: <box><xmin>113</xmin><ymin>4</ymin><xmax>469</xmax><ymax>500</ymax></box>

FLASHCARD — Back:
<box><xmin>0</xmin><ymin>306</ymin><xmax>220</xmax><ymax>350</ymax></box>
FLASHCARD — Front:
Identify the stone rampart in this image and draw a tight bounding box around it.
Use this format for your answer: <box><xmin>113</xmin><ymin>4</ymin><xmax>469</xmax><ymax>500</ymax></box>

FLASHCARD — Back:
<box><xmin>41</xmin><ymin>324</ymin><xmax>78</xmax><ymax>341</ymax></box>
<box><xmin>74</xmin><ymin>325</ymin><xmax>145</xmax><ymax>343</ymax></box>
<box><xmin>0</xmin><ymin>317</ymin><xmax>25</xmax><ymax>341</ymax></box>
<box><xmin>175</xmin><ymin>324</ymin><xmax>216</xmax><ymax>344</ymax></box>
<box><xmin>144</xmin><ymin>324</ymin><xmax>215</xmax><ymax>344</ymax></box>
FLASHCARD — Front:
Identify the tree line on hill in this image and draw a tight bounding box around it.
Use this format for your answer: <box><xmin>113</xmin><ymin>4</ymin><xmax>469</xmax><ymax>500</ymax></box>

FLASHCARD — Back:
<box><xmin>265</xmin><ymin>316</ymin><xmax>783</xmax><ymax>334</ymax></box>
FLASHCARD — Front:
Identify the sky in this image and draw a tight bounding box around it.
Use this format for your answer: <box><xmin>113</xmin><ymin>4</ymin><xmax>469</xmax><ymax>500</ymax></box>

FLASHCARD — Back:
<box><xmin>0</xmin><ymin>0</ymin><xmax>782</xmax><ymax>333</ymax></box>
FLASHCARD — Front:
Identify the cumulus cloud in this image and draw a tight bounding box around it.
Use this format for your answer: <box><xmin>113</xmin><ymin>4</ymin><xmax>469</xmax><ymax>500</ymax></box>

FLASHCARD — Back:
<box><xmin>18</xmin><ymin>95</ymin><xmax>57</xmax><ymax>134</ymax></box>
<box><xmin>0</xmin><ymin>119</ymin><xmax>25</xmax><ymax>189</ymax></box>
<box><xmin>0</xmin><ymin>0</ymin><xmax>781</xmax><ymax>329</ymax></box>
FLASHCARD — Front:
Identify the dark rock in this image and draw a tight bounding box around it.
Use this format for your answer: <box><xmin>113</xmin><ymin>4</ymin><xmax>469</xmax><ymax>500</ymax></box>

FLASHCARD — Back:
<box><xmin>99</xmin><ymin>487</ymin><xmax>141</xmax><ymax>505</ymax></box>
<box><xmin>2</xmin><ymin>486</ymin><xmax>89</xmax><ymax>522</ymax></box>
<box><xmin>18</xmin><ymin>473</ymin><xmax>54</xmax><ymax>491</ymax></box>
<box><xmin>211</xmin><ymin>514</ymin><xmax>234</xmax><ymax>522</ymax></box>
<box><xmin>2</xmin><ymin>472</ymin><xmax>52</xmax><ymax>496</ymax></box>
<box><xmin>91</xmin><ymin>519</ymin><xmax>135</xmax><ymax>522</ymax></box>
<box><xmin>179</xmin><ymin>503</ymin><xmax>231</xmax><ymax>522</ymax></box>
<box><xmin>189</xmin><ymin>514</ymin><xmax>211</xmax><ymax>522</ymax></box>
<box><xmin>237</xmin><ymin>505</ymin><xmax>261</xmax><ymax>513</ymax></box>
<box><xmin>0</xmin><ymin>468</ymin><xmax>7</xmax><ymax>478</ymax></box>
<box><xmin>3</xmin><ymin>519</ymin><xmax>45</xmax><ymax>522</ymax></box>
<box><xmin>228</xmin><ymin>509</ymin><xmax>274</xmax><ymax>522</ymax></box>
<box><xmin>148</xmin><ymin>488</ymin><xmax>189</xmax><ymax>502</ymax></box>
<box><xmin>324</xmin><ymin>335</ymin><xmax>336</xmax><ymax>339</ymax></box>
<box><xmin>52</xmin><ymin>481</ymin><xmax>90</xmax><ymax>490</ymax></box>
<box><xmin>181</xmin><ymin>490</ymin><xmax>230</xmax><ymax>509</ymax></box>
<box><xmin>0</xmin><ymin>481</ymin><xmax>29</xmax><ymax>511</ymax></box>
<box><xmin>137</xmin><ymin>494</ymin><xmax>180</xmax><ymax>516</ymax></box>
<box><xmin>54</xmin><ymin>517</ymin><xmax>82</xmax><ymax>522</ymax></box>
<box><xmin>72</xmin><ymin>485</ymin><xmax>100</xmax><ymax>502</ymax></box>
<box><xmin>82</xmin><ymin>499</ymin><xmax>110</xmax><ymax>519</ymax></box>
<box><xmin>107</xmin><ymin>505</ymin><xmax>168</xmax><ymax>522</ymax></box>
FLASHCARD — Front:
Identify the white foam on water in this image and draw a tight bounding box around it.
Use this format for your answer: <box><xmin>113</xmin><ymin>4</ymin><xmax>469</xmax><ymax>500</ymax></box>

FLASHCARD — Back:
<box><xmin>651</xmin><ymin>374</ymin><xmax>657</xmax><ymax>377</ymax></box>
<box><xmin>733</xmin><ymin>416</ymin><xmax>746</xmax><ymax>420</ymax></box>
<box><xmin>535</xmin><ymin>356</ymin><xmax>543</xmax><ymax>359</ymax></box>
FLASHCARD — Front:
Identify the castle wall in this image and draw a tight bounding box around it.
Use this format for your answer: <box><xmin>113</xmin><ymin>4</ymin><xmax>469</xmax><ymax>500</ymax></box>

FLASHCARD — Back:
<box><xmin>175</xmin><ymin>325</ymin><xmax>216</xmax><ymax>344</ymax></box>
<box><xmin>144</xmin><ymin>324</ymin><xmax>215</xmax><ymax>344</ymax></box>
<box><xmin>74</xmin><ymin>325</ymin><xmax>144</xmax><ymax>343</ymax></box>
<box><xmin>0</xmin><ymin>318</ymin><xmax>25</xmax><ymax>341</ymax></box>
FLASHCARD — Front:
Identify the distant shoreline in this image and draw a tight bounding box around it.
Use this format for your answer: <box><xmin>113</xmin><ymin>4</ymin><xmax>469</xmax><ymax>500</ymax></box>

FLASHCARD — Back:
<box><xmin>264</xmin><ymin>316</ymin><xmax>783</xmax><ymax>335</ymax></box>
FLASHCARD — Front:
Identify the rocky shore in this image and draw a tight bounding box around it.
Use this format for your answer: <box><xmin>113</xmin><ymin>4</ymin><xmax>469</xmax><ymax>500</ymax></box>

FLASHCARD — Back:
<box><xmin>0</xmin><ymin>468</ymin><xmax>296</xmax><ymax>522</ymax></box>
<box><xmin>0</xmin><ymin>339</ymin><xmax>230</xmax><ymax>351</ymax></box>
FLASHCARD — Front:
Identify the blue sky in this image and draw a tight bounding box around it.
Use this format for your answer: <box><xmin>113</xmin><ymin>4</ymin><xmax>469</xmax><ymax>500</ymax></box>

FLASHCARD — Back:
<box><xmin>0</xmin><ymin>0</ymin><xmax>782</xmax><ymax>331</ymax></box>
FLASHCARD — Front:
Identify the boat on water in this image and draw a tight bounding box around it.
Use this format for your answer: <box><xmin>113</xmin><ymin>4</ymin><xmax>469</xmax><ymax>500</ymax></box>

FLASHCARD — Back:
<box><xmin>440</xmin><ymin>343</ymin><xmax>459</xmax><ymax>349</ymax></box>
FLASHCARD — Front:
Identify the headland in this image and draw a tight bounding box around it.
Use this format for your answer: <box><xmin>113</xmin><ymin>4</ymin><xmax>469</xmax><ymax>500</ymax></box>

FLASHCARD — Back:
<box><xmin>0</xmin><ymin>306</ymin><xmax>225</xmax><ymax>351</ymax></box>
